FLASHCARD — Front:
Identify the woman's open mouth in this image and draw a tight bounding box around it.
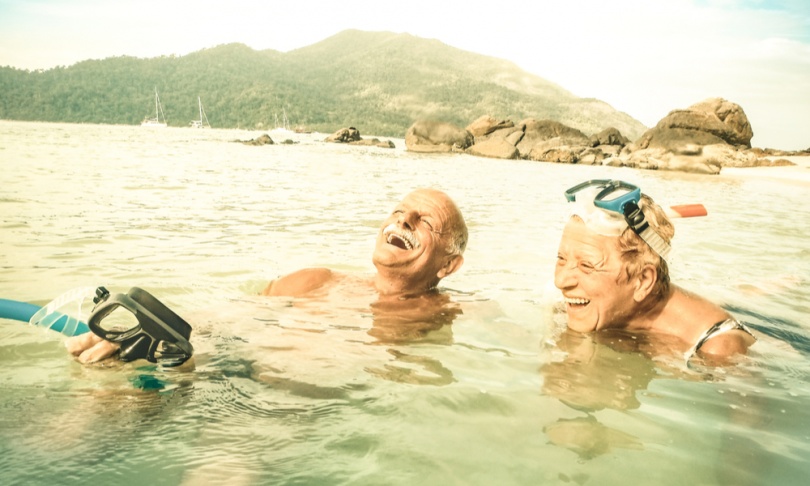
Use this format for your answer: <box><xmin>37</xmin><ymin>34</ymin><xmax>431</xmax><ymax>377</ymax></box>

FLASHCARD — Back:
<box><xmin>564</xmin><ymin>297</ymin><xmax>590</xmax><ymax>307</ymax></box>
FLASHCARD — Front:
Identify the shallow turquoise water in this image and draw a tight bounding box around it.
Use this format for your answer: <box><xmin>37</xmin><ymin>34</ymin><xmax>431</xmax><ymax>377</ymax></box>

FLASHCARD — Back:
<box><xmin>1</xmin><ymin>120</ymin><xmax>809</xmax><ymax>485</ymax></box>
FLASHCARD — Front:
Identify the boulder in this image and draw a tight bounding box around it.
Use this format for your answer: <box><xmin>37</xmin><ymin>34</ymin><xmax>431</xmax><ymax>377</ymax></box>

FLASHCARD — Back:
<box><xmin>589</xmin><ymin>127</ymin><xmax>630</xmax><ymax>147</ymax></box>
<box><xmin>349</xmin><ymin>138</ymin><xmax>396</xmax><ymax>148</ymax></box>
<box><xmin>635</xmin><ymin>97</ymin><xmax>754</xmax><ymax>151</ymax></box>
<box><xmin>699</xmin><ymin>144</ymin><xmax>759</xmax><ymax>168</ymax></box>
<box><xmin>515</xmin><ymin>119</ymin><xmax>589</xmax><ymax>158</ymax></box>
<box><xmin>466</xmin><ymin>138</ymin><xmax>519</xmax><ymax>160</ymax></box>
<box><xmin>595</xmin><ymin>145</ymin><xmax>622</xmax><ymax>158</ymax></box>
<box><xmin>405</xmin><ymin>120</ymin><xmax>474</xmax><ymax>153</ymax></box>
<box><xmin>235</xmin><ymin>133</ymin><xmax>274</xmax><ymax>146</ymax></box>
<box><xmin>610</xmin><ymin>147</ymin><xmax>721</xmax><ymax>174</ymax></box>
<box><xmin>526</xmin><ymin>138</ymin><xmax>584</xmax><ymax>163</ymax></box>
<box><xmin>768</xmin><ymin>158</ymin><xmax>796</xmax><ymax>166</ymax></box>
<box><xmin>466</xmin><ymin>115</ymin><xmax>515</xmax><ymax>138</ymax></box>
<box><xmin>505</xmin><ymin>129</ymin><xmax>525</xmax><ymax>146</ymax></box>
<box><xmin>325</xmin><ymin>127</ymin><xmax>362</xmax><ymax>143</ymax></box>
<box><xmin>577</xmin><ymin>148</ymin><xmax>606</xmax><ymax>166</ymax></box>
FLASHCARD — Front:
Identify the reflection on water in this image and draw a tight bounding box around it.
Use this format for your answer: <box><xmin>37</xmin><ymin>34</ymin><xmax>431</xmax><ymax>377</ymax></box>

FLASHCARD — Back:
<box><xmin>1</xmin><ymin>121</ymin><xmax>810</xmax><ymax>485</ymax></box>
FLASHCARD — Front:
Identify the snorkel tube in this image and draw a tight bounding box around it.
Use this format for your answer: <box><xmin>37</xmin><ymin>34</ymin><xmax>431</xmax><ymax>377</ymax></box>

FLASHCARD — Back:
<box><xmin>0</xmin><ymin>287</ymin><xmax>92</xmax><ymax>336</ymax></box>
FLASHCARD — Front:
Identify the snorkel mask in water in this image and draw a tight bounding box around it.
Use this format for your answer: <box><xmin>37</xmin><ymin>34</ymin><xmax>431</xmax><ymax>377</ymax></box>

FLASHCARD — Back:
<box><xmin>88</xmin><ymin>287</ymin><xmax>194</xmax><ymax>367</ymax></box>
<box><xmin>564</xmin><ymin>179</ymin><xmax>672</xmax><ymax>263</ymax></box>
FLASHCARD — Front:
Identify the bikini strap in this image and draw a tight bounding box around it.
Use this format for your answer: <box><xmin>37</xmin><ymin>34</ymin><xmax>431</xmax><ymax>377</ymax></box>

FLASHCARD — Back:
<box><xmin>683</xmin><ymin>318</ymin><xmax>756</xmax><ymax>363</ymax></box>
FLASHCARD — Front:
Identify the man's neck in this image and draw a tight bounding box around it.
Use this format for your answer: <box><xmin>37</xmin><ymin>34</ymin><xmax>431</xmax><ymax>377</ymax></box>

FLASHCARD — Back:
<box><xmin>372</xmin><ymin>270</ymin><xmax>437</xmax><ymax>299</ymax></box>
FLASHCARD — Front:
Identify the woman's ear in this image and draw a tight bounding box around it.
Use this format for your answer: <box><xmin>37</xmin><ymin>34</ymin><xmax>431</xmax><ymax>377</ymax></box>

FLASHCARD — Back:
<box><xmin>437</xmin><ymin>254</ymin><xmax>464</xmax><ymax>279</ymax></box>
<box><xmin>633</xmin><ymin>264</ymin><xmax>658</xmax><ymax>302</ymax></box>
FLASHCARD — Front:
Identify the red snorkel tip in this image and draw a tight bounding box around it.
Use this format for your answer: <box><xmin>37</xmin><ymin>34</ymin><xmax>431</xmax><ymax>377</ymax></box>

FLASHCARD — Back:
<box><xmin>666</xmin><ymin>204</ymin><xmax>708</xmax><ymax>218</ymax></box>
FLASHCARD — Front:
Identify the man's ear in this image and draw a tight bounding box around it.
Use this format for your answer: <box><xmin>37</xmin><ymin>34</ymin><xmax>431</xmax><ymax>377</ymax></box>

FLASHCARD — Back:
<box><xmin>437</xmin><ymin>254</ymin><xmax>464</xmax><ymax>279</ymax></box>
<box><xmin>633</xmin><ymin>264</ymin><xmax>657</xmax><ymax>302</ymax></box>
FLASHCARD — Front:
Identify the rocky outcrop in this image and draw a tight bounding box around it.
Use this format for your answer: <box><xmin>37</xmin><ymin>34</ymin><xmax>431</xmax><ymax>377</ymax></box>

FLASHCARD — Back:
<box><xmin>405</xmin><ymin>120</ymin><xmax>474</xmax><ymax>153</ymax></box>
<box><xmin>749</xmin><ymin>147</ymin><xmax>810</xmax><ymax>157</ymax></box>
<box><xmin>348</xmin><ymin>138</ymin><xmax>396</xmax><ymax>148</ymax></box>
<box><xmin>606</xmin><ymin>98</ymin><xmax>785</xmax><ymax>173</ymax></box>
<box><xmin>324</xmin><ymin>127</ymin><xmax>394</xmax><ymax>148</ymax></box>
<box><xmin>403</xmin><ymin>97</ymin><xmax>797</xmax><ymax>174</ymax></box>
<box><xmin>325</xmin><ymin>127</ymin><xmax>362</xmax><ymax>143</ymax></box>
<box><xmin>234</xmin><ymin>134</ymin><xmax>274</xmax><ymax>146</ymax></box>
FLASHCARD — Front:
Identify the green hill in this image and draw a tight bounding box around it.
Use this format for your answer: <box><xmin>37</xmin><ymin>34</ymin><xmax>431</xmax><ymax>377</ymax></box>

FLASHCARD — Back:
<box><xmin>0</xmin><ymin>29</ymin><xmax>646</xmax><ymax>138</ymax></box>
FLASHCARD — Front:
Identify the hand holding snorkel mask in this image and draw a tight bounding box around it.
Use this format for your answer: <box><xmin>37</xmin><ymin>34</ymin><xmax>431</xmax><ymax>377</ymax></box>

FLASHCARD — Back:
<box><xmin>87</xmin><ymin>287</ymin><xmax>194</xmax><ymax>367</ymax></box>
<box><xmin>27</xmin><ymin>286</ymin><xmax>194</xmax><ymax>367</ymax></box>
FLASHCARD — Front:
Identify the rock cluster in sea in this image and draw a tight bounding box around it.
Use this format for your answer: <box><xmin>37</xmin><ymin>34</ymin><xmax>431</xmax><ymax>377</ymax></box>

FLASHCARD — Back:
<box><xmin>403</xmin><ymin>97</ymin><xmax>809</xmax><ymax>174</ymax></box>
<box><xmin>324</xmin><ymin>127</ymin><xmax>395</xmax><ymax>148</ymax></box>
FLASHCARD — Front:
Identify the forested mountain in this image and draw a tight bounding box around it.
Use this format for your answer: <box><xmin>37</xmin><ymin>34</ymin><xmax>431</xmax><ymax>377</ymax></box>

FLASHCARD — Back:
<box><xmin>0</xmin><ymin>30</ymin><xmax>646</xmax><ymax>138</ymax></box>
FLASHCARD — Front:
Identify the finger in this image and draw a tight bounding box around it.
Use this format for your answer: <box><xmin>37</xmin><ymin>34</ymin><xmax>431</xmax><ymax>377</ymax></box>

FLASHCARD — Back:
<box><xmin>78</xmin><ymin>340</ymin><xmax>120</xmax><ymax>364</ymax></box>
<box><xmin>64</xmin><ymin>333</ymin><xmax>104</xmax><ymax>356</ymax></box>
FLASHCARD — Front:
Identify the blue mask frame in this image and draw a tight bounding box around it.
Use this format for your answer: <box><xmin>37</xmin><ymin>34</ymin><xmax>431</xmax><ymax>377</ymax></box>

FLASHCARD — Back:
<box><xmin>564</xmin><ymin>179</ymin><xmax>641</xmax><ymax>214</ymax></box>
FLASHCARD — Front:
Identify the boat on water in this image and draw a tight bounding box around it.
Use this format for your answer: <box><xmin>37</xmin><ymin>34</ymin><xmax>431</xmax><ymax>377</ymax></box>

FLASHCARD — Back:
<box><xmin>189</xmin><ymin>97</ymin><xmax>211</xmax><ymax>129</ymax></box>
<box><xmin>273</xmin><ymin>108</ymin><xmax>294</xmax><ymax>135</ymax></box>
<box><xmin>141</xmin><ymin>87</ymin><xmax>167</xmax><ymax>128</ymax></box>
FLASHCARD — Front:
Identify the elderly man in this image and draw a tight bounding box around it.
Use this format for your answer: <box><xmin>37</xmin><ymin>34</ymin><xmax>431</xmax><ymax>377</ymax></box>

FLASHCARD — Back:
<box><xmin>66</xmin><ymin>188</ymin><xmax>468</xmax><ymax>363</ymax></box>
<box><xmin>263</xmin><ymin>188</ymin><xmax>467</xmax><ymax>298</ymax></box>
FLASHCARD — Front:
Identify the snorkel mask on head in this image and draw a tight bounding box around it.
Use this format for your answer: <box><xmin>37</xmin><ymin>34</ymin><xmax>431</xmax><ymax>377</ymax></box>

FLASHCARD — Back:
<box><xmin>565</xmin><ymin>179</ymin><xmax>672</xmax><ymax>263</ymax></box>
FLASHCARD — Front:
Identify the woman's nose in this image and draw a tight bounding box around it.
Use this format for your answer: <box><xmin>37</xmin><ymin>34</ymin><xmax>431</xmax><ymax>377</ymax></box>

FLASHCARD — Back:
<box><xmin>554</xmin><ymin>263</ymin><xmax>575</xmax><ymax>290</ymax></box>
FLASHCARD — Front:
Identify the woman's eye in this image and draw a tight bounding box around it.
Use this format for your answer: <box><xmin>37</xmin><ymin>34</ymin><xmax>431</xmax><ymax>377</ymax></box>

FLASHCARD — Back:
<box><xmin>578</xmin><ymin>262</ymin><xmax>595</xmax><ymax>274</ymax></box>
<box><xmin>422</xmin><ymin>219</ymin><xmax>434</xmax><ymax>230</ymax></box>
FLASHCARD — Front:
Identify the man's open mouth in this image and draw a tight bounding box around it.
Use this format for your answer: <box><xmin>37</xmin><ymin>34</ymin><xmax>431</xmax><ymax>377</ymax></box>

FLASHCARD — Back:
<box><xmin>383</xmin><ymin>225</ymin><xmax>419</xmax><ymax>250</ymax></box>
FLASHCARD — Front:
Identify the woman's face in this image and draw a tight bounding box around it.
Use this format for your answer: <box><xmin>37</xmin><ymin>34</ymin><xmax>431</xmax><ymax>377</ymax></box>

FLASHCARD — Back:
<box><xmin>554</xmin><ymin>218</ymin><xmax>638</xmax><ymax>333</ymax></box>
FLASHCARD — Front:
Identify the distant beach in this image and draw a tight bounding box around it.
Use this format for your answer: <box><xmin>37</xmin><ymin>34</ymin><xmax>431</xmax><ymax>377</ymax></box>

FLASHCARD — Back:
<box><xmin>722</xmin><ymin>156</ymin><xmax>810</xmax><ymax>184</ymax></box>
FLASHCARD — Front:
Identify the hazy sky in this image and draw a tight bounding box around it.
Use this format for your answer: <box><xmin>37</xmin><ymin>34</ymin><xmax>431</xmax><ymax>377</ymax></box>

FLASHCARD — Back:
<box><xmin>1</xmin><ymin>0</ymin><xmax>808</xmax><ymax>149</ymax></box>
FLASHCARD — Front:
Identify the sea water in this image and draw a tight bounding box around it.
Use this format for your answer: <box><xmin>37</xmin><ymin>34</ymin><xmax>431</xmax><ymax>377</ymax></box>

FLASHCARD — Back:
<box><xmin>0</xmin><ymin>120</ymin><xmax>808</xmax><ymax>485</ymax></box>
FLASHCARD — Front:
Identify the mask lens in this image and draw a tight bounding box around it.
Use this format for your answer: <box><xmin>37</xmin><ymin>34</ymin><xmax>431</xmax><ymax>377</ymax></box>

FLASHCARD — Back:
<box><xmin>599</xmin><ymin>186</ymin><xmax>633</xmax><ymax>201</ymax></box>
<box><xmin>94</xmin><ymin>305</ymin><xmax>140</xmax><ymax>335</ymax></box>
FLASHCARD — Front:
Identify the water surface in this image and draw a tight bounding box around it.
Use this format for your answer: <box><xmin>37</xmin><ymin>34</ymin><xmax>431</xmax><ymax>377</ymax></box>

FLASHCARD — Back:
<box><xmin>1</xmin><ymin>121</ymin><xmax>808</xmax><ymax>485</ymax></box>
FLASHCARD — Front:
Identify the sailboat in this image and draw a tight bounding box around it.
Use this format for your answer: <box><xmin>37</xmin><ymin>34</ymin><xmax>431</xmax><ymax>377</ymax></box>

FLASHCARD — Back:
<box><xmin>141</xmin><ymin>87</ymin><xmax>167</xmax><ymax>127</ymax></box>
<box><xmin>273</xmin><ymin>108</ymin><xmax>294</xmax><ymax>135</ymax></box>
<box><xmin>189</xmin><ymin>97</ymin><xmax>211</xmax><ymax>129</ymax></box>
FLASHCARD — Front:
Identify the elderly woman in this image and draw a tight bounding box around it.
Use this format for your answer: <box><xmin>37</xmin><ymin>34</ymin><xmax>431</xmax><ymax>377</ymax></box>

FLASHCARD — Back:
<box><xmin>554</xmin><ymin>179</ymin><xmax>756</xmax><ymax>363</ymax></box>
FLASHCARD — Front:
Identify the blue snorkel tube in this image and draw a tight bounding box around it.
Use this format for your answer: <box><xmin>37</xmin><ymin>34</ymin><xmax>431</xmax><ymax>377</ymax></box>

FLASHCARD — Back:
<box><xmin>0</xmin><ymin>287</ymin><xmax>93</xmax><ymax>336</ymax></box>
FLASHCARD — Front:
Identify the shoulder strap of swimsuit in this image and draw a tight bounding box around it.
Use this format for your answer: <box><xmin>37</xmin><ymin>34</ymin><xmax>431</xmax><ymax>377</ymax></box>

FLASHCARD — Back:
<box><xmin>683</xmin><ymin>318</ymin><xmax>756</xmax><ymax>363</ymax></box>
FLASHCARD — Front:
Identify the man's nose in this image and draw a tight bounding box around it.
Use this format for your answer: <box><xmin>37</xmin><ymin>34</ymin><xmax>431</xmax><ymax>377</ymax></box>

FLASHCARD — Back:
<box><xmin>397</xmin><ymin>210</ymin><xmax>417</xmax><ymax>230</ymax></box>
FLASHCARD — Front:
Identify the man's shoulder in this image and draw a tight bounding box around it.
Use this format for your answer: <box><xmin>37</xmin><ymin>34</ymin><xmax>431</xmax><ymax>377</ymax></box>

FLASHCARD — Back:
<box><xmin>261</xmin><ymin>267</ymin><xmax>335</xmax><ymax>297</ymax></box>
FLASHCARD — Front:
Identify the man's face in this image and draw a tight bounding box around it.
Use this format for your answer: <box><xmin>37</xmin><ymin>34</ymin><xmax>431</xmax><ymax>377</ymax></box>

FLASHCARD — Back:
<box><xmin>372</xmin><ymin>189</ymin><xmax>460</xmax><ymax>284</ymax></box>
<box><xmin>554</xmin><ymin>218</ymin><xmax>636</xmax><ymax>333</ymax></box>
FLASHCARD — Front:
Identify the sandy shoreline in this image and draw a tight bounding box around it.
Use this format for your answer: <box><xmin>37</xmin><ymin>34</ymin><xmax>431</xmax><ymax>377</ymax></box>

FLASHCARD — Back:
<box><xmin>721</xmin><ymin>155</ymin><xmax>810</xmax><ymax>183</ymax></box>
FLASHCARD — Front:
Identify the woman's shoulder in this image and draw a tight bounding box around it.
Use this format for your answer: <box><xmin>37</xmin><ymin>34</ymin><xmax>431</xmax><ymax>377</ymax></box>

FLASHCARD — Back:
<box><xmin>667</xmin><ymin>287</ymin><xmax>757</xmax><ymax>361</ymax></box>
